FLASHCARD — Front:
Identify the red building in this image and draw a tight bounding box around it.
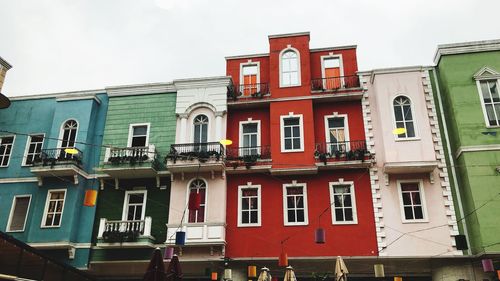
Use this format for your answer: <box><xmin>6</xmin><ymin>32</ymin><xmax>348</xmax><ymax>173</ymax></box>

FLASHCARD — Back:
<box><xmin>224</xmin><ymin>32</ymin><xmax>377</xmax><ymax>277</ymax></box>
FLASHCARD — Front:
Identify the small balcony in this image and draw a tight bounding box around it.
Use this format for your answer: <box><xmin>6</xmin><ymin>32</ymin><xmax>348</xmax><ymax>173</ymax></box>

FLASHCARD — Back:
<box><xmin>100</xmin><ymin>145</ymin><xmax>160</xmax><ymax>178</ymax></box>
<box><xmin>225</xmin><ymin>145</ymin><xmax>272</xmax><ymax>172</ymax></box>
<box><xmin>311</xmin><ymin>75</ymin><xmax>360</xmax><ymax>92</ymax></box>
<box><xmin>227</xmin><ymin>83</ymin><xmax>270</xmax><ymax>101</ymax></box>
<box><xmin>97</xmin><ymin>217</ymin><xmax>154</xmax><ymax>247</ymax></box>
<box><xmin>30</xmin><ymin>147</ymin><xmax>84</xmax><ymax>185</ymax></box>
<box><xmin>165</xmin><ymin>222</ymin><xmax>226</xmax><ymax>246</ymax></box>
<box><xmin>314</xmin><ymin>140</ymin><xmax>372</xmax><ymax>169</ymax></box>
<box><xmin>166</xmin><ymin>142</ymin><xmax>225</xmax><ymax>173</ymax></box>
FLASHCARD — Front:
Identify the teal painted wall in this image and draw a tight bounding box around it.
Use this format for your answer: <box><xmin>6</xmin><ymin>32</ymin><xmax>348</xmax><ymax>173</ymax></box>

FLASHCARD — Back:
<box><xmin>434</xmin><ymin>50</ymin><xmax>500</xmax><ymax>254</ymax></box>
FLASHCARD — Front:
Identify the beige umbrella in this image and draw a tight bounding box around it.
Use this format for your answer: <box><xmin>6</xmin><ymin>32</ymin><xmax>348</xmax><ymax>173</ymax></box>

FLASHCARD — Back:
<box><xmin>257</xmin><ymin>267</ymin><xmax>272</xmax><ymax>281</ymax></box>
<box><xmin>334</xmin><ymin>256</ymin><xmax>348</xmax><ymax>281</ymax></box>
<box><xmin>283</xmin><ymin>266</ymin><xmax>297</xmax><ymax>281</ymax></box>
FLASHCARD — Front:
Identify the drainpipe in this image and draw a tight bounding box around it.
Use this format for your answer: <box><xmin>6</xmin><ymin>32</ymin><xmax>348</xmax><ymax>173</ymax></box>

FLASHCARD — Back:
<box><xmin>432</xmin><ymin>68</ymin><xmax>471</xmax><ymax>255</ymax></box>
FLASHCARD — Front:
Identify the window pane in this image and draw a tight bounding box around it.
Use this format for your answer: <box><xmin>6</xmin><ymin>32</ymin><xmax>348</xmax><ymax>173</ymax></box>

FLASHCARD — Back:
<box><xmin>9</xmin><ymin>197</ymin><xmax>30</xmax><ymax>231</ymax></box>
<box><xmin>242</xmin><ymin>198</ymin><xmax>249</xmax><ymax>210</ymax></box>
<box><xmin>404</xmin><ymin>207</ymin><xmax>414</xmax><ymax>219</ymax></box>
<box><xmin>287</xmin><ymin>197</ymin><xmax>295</xmax><ymax>208</ymax></box>
<box><xmin>292</xmin><ymin>126</ymin><xmax>300</xmax><ymax>137</ymax></box>
<box><xmin>242</xmin><ymin>211</ymin><xmax>249</xmax><ymax>223</ymax></box>
<box><xmin>243</xmin><ymin>123</ymin><xmax>258</xmax><ymax>134</ymax></box>
<box><xmin>197</xmin><ymin>208</ymin><xmax>205</xmax><ymax>222</ymax></box>
<box><xmin>490</xmin><ymin>82</ymin><xmax>499</xmax><ymax>102</ymax></box>
<box><xmin>412</xmin><ymin>193</ymin><xmax>421</xmax><ymax>204</ymax></box>
<box><xmin>403</xmin><ymin>105</ymin><xmax>413</xmax><ymax>120</ymax></box>
<box><xmin>288</xmin><ymin>210</ymin><xmax>295</xmax><ymax>222</ymax></box>
<box><xmin>284</xmin><ymin>127</ymin><xmax>291</xmax><ymax>138</ymax></box>
<box><xmin>250</xmin><ymin>211</ymin><xmax>258</xmax><ymax>223</ymax></box>
<box><xmin>328</xmin><ymin>117</ymin><xmax>344</xmax><ymax>128</ymax></box>
<box><xmin>296</xmin><ymin>197</ymin><xmax>304</xmax><ymax>208</ymax></box>
<box><xmin>53</xmin><ymin>214</ymin><xmax>61</xmax><ymax>225</ymax></box>
<box><xmin>133</xmin><ymin>126</ymin><xmax>147</xmax><ymax>136</ymax></box>
<box><xmin>406</xmin><ymin>122</ymin><xmax>415</xmax><ymax>137</ymax></box>
<box><xmin>486</xmin><ymin>105</ymin><xmax>497</xmax><ymax>125</ymax></box>
<box><xmin>250</xmin><ymin>198</ymin><xmax>258</xmax><ymax>209</ymax></box>
<box><xmin>335</xmin><ymin>209</ymin><xmax>344</xmax><ymax>221</ymax></box>
<box><xmin>481</xmin><ymin>81</ymin><xmax>491</xmax><ymax>102</ymax></box>
<box><xmin>284</xmin><ymin>139</ymin><xmax>292</xmax><ymax>149</ymax></box>
<box><xmin>296</xmin><ymin>210</ymin><xmax>304</xmax><ymax>222</ymax></box>
<box><xmin>324</xmin><ymin>58</ymin><xmax>340</xmax><ymax>68</ymax></box>
<box><xmin>293</xmin><ymin>138</ymin><xmax>301</xmax><ymax>149</ymax></box>
<box><xmin>414</xmin><ymin>206</ymin><xmax>424</xmax><ymax>219</ymax></box>
<box><xmin>284</xmin><ymin>118</ymin><xmax>299</xmax><ymax>126</ymax></box>
<box><xmin>344</xmin><ymin>208</ymin><xmax>353</xmax><ymax>221</ymax></box>
<box><xmin>129</xmin><ymin>194</ymin><xmax>144</xmax><ymax>204</ymax></box>
<box><xmin>394</xmin><ymin>106</ymin><xmax>403</xmax><ymax>121</ymax></box>
<box><xmin>290</xmin><ymin>72</ymin><xmax>299</xmax><ymax>85</ymax></box>
<box><xmin>287</xmin><ymin>187</ymin><xmax>303</xmax><ymax>195</ymax></box>
<box><xmin>132</xmin><ymin>136</ymin><xmax>147</xmax><ymax>147</ymax></box>
<box><xmin>401</xmin><ymin>183</ymin><xmax>419</xmax><ymax>191</ymax></box>
<box><xmin>282</xmin><ymin>74</ymin><xmax>290</xmax><ymax>85</ymax></box>
<box><xmin>243</xmin><ymin>65</ymin><xmax>258</xmax><ymax>75</ymax></box>
<box><xmin>402</xmin><ymin>193</ymin><xmax>412</xmax><ymax>205</ymax></box>
<box><xmin>343</xmin><ymin>195</ymin><xmax>352</xmax><ymax>207</ymax></box>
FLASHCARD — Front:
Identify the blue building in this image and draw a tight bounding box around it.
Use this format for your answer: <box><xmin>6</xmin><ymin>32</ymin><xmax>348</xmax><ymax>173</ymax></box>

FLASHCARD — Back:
<box><xmin>0</xmin><ymin>90</ymin><xmax>108</xmax><ymax>269</ymax></box>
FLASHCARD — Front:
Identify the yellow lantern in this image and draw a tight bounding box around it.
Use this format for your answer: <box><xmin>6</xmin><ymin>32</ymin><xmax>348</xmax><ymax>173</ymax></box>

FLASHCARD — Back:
<box><xmin>394</xmin><ymin>277</ymin><xmax>403</xmax><ymax>281</ymax></box>
<box><xmin>248</xmin><ymin>265</ymin><xmax>257</xmax><ymax>278</ymax></box>
<box><xmin>83</xmin><ymin>190</ymin><xmax>97</xmax><ymax>207</ymax></box>
<box><xmin>220</xmin><ymin>139</ymin><xmax>233</xmax><ymax>146</ymax></box>
<box><xmin>392</xmin><ymin>128</ymin><xmax>406</xmax><ymax>135</ymax></box>
<box><xmin>64</xmin><ymin>148</ymin><xmax>79</xmax><ymax>155</ymax></box>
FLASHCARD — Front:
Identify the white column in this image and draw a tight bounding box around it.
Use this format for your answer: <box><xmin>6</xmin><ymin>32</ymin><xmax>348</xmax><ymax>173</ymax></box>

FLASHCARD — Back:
<box><xmin>98</xmin><ymin>218</ymin><xmax>107</xmax><ymax>238</ymax></box>
<box><xmin>215</xmin><ymin>111</ymin><xmax>224</xmax><ymax>141</ymax></box>
<box><xmin>179</xmin><ymin>114</ymin><xmax>188</xmax><ymax>143</ymax></box>
<box><xmin>144</xmin><ymin>216</ymin><xmax>152</xmax><ymax>237</ymax></box>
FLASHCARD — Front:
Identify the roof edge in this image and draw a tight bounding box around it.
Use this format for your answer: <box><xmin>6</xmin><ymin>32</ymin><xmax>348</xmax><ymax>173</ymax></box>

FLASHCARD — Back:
<box><xmin>434</xmin><ymin>39</ymin><xmax>500</xmax><ymax>65</ymax></box>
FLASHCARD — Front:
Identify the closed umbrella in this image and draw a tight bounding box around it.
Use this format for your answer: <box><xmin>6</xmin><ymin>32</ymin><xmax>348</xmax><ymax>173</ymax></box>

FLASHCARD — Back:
<box><xmin>143</xmin><ymin>248</ymin><xmax>166</xmax><ymax>281</ymax></box>
<box><xmin>283</xmin><ymin>266</ymin><xmax>297</xmax><ymax>281</ymax></box>
<box><xmin>166</xmin><ymin>255</ymin><xmax>183</xmax><ymax>281</ymax></box>
<box><xmin>334</xmin><ymin>256</ymin><xmax>348</xmax><ymax>281</ymax></box>
<box><xmin>258</xmin><ymin>267</ymin><xmax>272</xmax><ymax>281</ymax></box>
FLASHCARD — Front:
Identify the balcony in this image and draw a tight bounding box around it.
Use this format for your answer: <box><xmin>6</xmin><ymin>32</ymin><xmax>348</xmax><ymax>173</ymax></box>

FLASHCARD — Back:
<box><xmin>227</xmin><ymin>83</ymin><xmax>270</xmax><ymax>101</ymax></box>
<box><xmin>30</xmin><ymin>147</ymin><xmax>84</xmax><ymax>185</ymax></box>
<box><xmin>314</xmin><ymin>140</ymin><xmax>372</xmax><ymax>169</ymax></box>
<box><xmin>165</xmin><ymin>222</ymin><xmax>226</xmax><ymax>246</ymax></box>
<box><xmin>166</xmin><ymin>142</ymin><xmax>225</xmax><ymax>173</ymax></box>
<box><xmin>100</xmin><ymin>145</ymin><xmax>160</xmax><ymax>178</ymax></box>
<box><xmin>225</xmin><ymin>145</ymin><xmax>272</xmax><ymax>173</ymax></box>
<box><xmin>97</xmin><ymin>217</ymin><xmax>154</xmax><ymax>247</ymax></box>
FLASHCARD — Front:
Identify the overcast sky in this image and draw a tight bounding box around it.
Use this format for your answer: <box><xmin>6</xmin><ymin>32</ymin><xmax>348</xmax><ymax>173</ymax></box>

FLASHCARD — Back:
<box><xmin>1</xmin><ymin>0</ymin><xmax>500</xmax><ymax>96</ymax></box>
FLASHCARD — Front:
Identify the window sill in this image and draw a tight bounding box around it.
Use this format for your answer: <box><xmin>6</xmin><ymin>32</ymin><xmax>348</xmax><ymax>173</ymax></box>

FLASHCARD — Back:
<box><xmin>401</xmin><ymin>219</ymin><xmax>429</xmax><ymax>224</ymax></box>
<box><xmin>394</xmin><ymin>137</ymin><xmax>421</xmax><ymax>142</ymax></box>
<box><xmin>484</xmin><ymin>125</ymin><xmax>500</xmax><ymax>129</ymax></box>
<box><xmin>279</xmin><ymin>84</ymin><xmax>302</xmax><ymax>89</ymax></box>
<box><xmin>237</xmin><ymin>223</ymin><xmax>262</xmax><ymax>228</ymax></box>
<box><xmin>281</xmin><ymin>149</ymin><xmax>305</xmax><ymax>153</ymax></box>
<box><xmin>284</xmin><ymin>222</ymin><xmax>309</xmax><ymax>226</ymax></box>
<box><xmin>40</xmin><ymin>225</ymin><xmax>62</xmax><ymax>229</ymax></box>
<box><xmin>332</xmin><ymin>221</ymin><xmax>358</xmax><ymax>225</ymax></box>
<box><xmin>6</xmin><ymin>229</ymin><xmax>25</xmax><ymax>233</ymax></box>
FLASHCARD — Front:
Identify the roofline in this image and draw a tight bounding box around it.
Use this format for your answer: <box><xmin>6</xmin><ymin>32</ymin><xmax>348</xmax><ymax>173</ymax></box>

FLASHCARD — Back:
<box><xmin>357</xmin><ymin>65</ymin><xmax>433</xmax><ymax>76</ymax></box>
<box><xmin>434</xmin><ymin>39</ymin><xmax>500</xmax><ymax>65</ymax></box>
<box><xmin>268</xmin><ymin>31</ymin><xmax>310</xmax><ymax>39</ymax></box>
<box><xmin>9</xmin><ymin>89</ymin><xmax>104</xmax><ymax>101</ymax></box>
<box><xmin>225</xmin><ymin>53</ymin><xmax>270</xmax><ymax>60</ymax></box>
<box><xmin>310</xmin><ymin>45</ymin><xmax>357</xmax><ymax>52</ymax></box>
<box><xmin>0</xmin><ymin>56</ymin><xmax>12</xmax><ymax>70</ymax></box>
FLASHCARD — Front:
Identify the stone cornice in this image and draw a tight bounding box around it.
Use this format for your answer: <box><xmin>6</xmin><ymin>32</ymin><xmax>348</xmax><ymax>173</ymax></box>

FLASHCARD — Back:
<box><xmin>0</xmin><ymin>56</ymin><xmax>12</xmax><ymax>70</ymax></box>
<box><xmin>173</xmin><ymin>76</ymin><xmax>231</xmax><ymax>90</ymax></box>
<box><xmin>106</xmin><ymin>82</ymin><xmax>175</xmax><ymax>97</ymax></box>
<box><xmin>455</xmin><ymin>144</ymin><xmax>500</xmax><ymax>158</ymax></box>
<box><xmin>434</xmin><ymin>39</ymin><xmax>500</xmax><ymax>65</ymax></box>
<box><xmin>268</xmin><ymin>31</ymin><xmax>310</xmax><ymax>39</ymax></box>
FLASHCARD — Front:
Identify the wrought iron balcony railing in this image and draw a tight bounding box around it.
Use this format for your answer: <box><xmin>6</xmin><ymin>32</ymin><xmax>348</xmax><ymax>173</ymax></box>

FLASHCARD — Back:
<box><xmin>167</xmin><ymin>142</ymin><xmax>224</xmax><ymax>163</ymax></box>
<box><xmin>225</xmin><ymin>145</ymin><xmax>271</xmax><ymax>161</ymax></box>
<box><xmin>104</xmin><ymin>145</ymin><xmax>157</xmax><ymax>166</ymax></box>
<box><xmin>33</xmin><ymin>147</ymin><xmax>83</xmax><ymax>167</ymax></box>
<box><xmin>98</xmin><ymin>217</ymin><xmax>152</xmax><ymax>243</ymax></box>
<box><xmin>311</xmin><ymin>75</ymin><xmax>360</xmax><ymax>92</ymax></box>
<box><xmin>227</xmin><ymin>83</ymin><xmax>270</xmax><ymax>100</ymax></box>
<box><xmin>314</xmin><ymin>140</ymin><xmax>368</xmax><ymax>162</ymax></box>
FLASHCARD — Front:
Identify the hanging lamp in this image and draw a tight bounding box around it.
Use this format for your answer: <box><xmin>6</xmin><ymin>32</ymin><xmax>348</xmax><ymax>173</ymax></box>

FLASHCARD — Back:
<box><xmin>394</xmin><ymin>277</ymin><xmax>403</xmax><ymax>281</ymax></box>
<box><xmin>224</xmin><ymin>269</ymin><xmax>232</xmax><ymax>280</ymax></box>
<box><xmin>164</xmin><ymin>246</ymin><xmax>174</xmax><ymax>260</ymax></box>
<box><xmin>248</xmin><ymin>265</ymin><xmax>257</xmax><ymax>278</ymax></box>
<box><xmin>482</xmin><ymin>259</ymin><xmax>494</xmax><ymax>272</ymax></box>
<box><xmin>374</xmin><ymin>264</ymin><xmax>385</xmax><ymax>277</ymax></box>
<box><xmin>211</xmin><ymin>272</ymin><xmax>218</xmax><ymax>281</ymax></box>
<box><xmin>315</xmin><ymin>228</ymin><xmax>325</xmax><ymax>244</ymax></box>
<box><xmin>83</xmin><ymin>189</ymin><xmax>97</xmax><ymax>207</ymax></box>
<box><xmin>279</xmin><ymin>251</ymin><xmax>288</xmax><ymax>267</ymax></box>
<box><xmin>175</xmin><ymin>231</ymin><xmax>186</xmax><ymax>245</ymax></box>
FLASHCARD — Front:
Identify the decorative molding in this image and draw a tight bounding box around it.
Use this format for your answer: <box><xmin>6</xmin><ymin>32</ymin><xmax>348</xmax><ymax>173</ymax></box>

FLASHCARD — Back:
<box><xmin>0</xmin><ymin>177</ymin><xmax>38</xmax><ymax>183</ymax></box>
<box><xmin>56</xmin><ymin>94</ymin><xmax>101</xmax><ymax>104</ymax></box>
<box><xmin>434</xmin><ymin>39</ymin><xmax>500</xmax><ymax>64</ymax></box>
<box><xmin>173</xmin><ymin>76</ymin><xmax>231</xmax><ymax>90</ymax></box>
<box><xmin>225</xmin><ymin>53</ymin><xmax>269</xmax><ymax>60</ymax></box>
<box><xmin>9</xmin><ymin>89</ymin><xmax>104</xmax><ymax>101</ymax></box>
<box><xmin>310</xmin><ymin>45</ymin><xmax>358</xmax><ymax>53</ymax></box>
<box><xmin>0</xmin><ymin>56</ymin><xmax>12</xmax><ymax>69</ymax></box>
<box><xmin>106</xmin><ymin>82</ymin><xmax>175</xmax><ymax>97</ymax></box>
<box><xmin>455</xmin><ymin>144</ymin><xmax>500</xmax><ymax>158</ymax></box>
<box><xmin>473</xmin><ymin>66</ymin><xmax>500</xmax><ymax>80</ymax></box>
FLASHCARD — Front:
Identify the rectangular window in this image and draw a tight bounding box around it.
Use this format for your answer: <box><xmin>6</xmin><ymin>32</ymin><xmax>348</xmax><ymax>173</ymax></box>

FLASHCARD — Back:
<box><xmin>0</xmin><ymin>136</ymin><xmax>15</xmax><ymax>167</ymax></box>
<box><xmin>325</xmin><ymin>116</ymin><xmax>349</xmax><ymax>154</ymax></box>
<box><xmin>479</xmin><ymin>80</ymin><xmax>500</xmax><ymax>126</ymax></box>
<box><xmin>283</xmin><ymin>183</ymin><xmax>308</xmax><ymax>225</ymax></box>
<box><xmin>398</xmin><ymin>181</ymin><xmax>427</xmax><ymax>222</ymax></box>
<box><xmin>238</xmin><ymin>185</ymin><xmax>261</xmax><ymax>227</ymax></box>
<box><xmin>42</xmin><ymin>190</ymin><xmax>66</xmax><ymax>227</ymax></box>
<box><xmin>128</xmin><ymin>124</ymin><xmax>149</xmax><ymax>147</ymax></box>
<box><xmin>329</xmin><ymin>182</ymin><xmax>357</xmax><ymax>224</ymax></box>
<box><xmin>240</xmin><ymin>121</ymin><xmax>260</xmax><ymax>156</ymax></box>
<box><xmin>241</xmin><ymin>64</ymin><xmax>259</xmax><ymax>96</ymax></box>
<box><xmin>23</xmin><ymin>134</ymin><xmax>44</xmax><ymax>166</ymax></box>
<box><xmin>281</xmin><ymin>115</ymin><xmax>304</xmax><ymax>152</ymax></box>
<box><xmin>323</xmin><ymin>57</ymin><xmax>342</xmax><ymax>89</ymax></box>
<box><xmin>123</xmin><ymin>191</ymin><xmax>147</xmax><ymax>221</ymax></box>
<box><xmin>7</xmin><ymin>196</ymin><xmax>31</xmax><ymax>232</ymax></box>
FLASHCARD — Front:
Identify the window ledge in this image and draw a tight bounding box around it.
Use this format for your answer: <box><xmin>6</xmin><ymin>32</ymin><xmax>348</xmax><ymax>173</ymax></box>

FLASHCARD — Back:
<box><xmin>401</xmin><ymin>219</ymin><xmax>429</xmax><ymax>224</ymax></box>
<box><xmin>279</xmin><ymin>84</ymin><xmax>302</xmax><ymax>89</ymax></box>
<box><xmin>281</xmin><ymin>149</ymin><xmax>305</xmax><ymax>153</ymax></box>
<box><xmin>394</xmin><ymin>137</ymin><xmax>421</xmax><ymax>142</ymax></box>
<box><xmin>40</xmin><ymin>225</ymin><xmax>62</xmax><ymax>229</ymax></box>
<box><xmin>332</xmin><ymin>221</ymin><xmax>358</xmax><ymax>225</ymax></box>
<box><xmin>237</xmin><ymin>224</ymin><xmax>262</xmax><ymax>228</ymax></box>
<box><xmin>284</xmin><ymin>222</ymin><xmax>309</xmax><ymax>226</ymax></box>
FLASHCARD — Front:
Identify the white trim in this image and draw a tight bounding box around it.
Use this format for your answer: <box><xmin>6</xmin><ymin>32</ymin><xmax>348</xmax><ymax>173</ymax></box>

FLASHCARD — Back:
<box><xmin>6</xmin><ymin>195</ymin><xmax>32</xmax><ymax>232</ymax></box>
<box><xmin>0</xmin><ymin>177</ymin><xmax>38</xmax><ymax>183</ymax></box>
<box><xmin>391</xmin><ymin>95</ymin><xmax>420</xmax><ymax>141</ymax></box>
<box><xmin>321</xmin><ymin>54</ymin><xmax>344</xmax><ymax>88</ymax></box>
<box><xmin>474</xmin><ymin>79</ymin><xmax>500</xmax><ymax>128</ymax></box>
<box><xmin>41</xmin><ymin>189</ymin><xmax>67</xmax><ymax>228</ymax></box>
<box><xmin>127</xmin><ymin>123</ymin><xmax>151</xmax><ymax>147</ymax></box>
<box><xmin>280</xmin><ymin>114</ymin><xmax>304</xmax><ymax>153</ymax></box>
<box><xmin>57</xmin><ymin>119</ymin><xmax>79</xmax><ymax>150</ymax></box>
<box><xmin>282</xmin><ymin>182</ymin><xmax>309</xmax><ymax>226</ymax></box>
<box><xmin>22</xmin><ymin>133</ymin><xmax>45</xmax><ymax>167</ymax></box>
<box><xmin>324</xmin><ymin>114</ymin><xmax>350</xmax><ymax>153</ymax></box>
<box><xmin>473</xmin><ymin>66</ymin><xmax>500</xmax><ymax>80</ymax></box>
<box><xmin>191</xmin><ymin>114</ymin><xmax>210</xmax><ymax>143</ymax></box>
<box><xmin>185</xmin><ymin>177</ymin><xmax>208</xmax><ymax>224</ymax></box>
<box><xmin>268</xmin><ymin>32</ymin><xmax>310</xmax><ymax>39</ymax></box>
<box><xmin>0</xmin><ymin>134</ymin><xmax>15</xmax><ymax>167</ymax></box>
<box><xmin>329</xmin><ymin>181</ymin><xmax>358</xmax><ymax>225</ymax></box>
<box><xmin>239</xmin><ymin>61</ymin><xmax>261</xmax><ymax>85</ymax></box>
<box><xmin>455</xmin><ymin>144</ymin><xmax>500</xmax><ymax>158</ymax></box>
<box><xmin>434</xmin><ymin>39</ymin><xmax>500</xmax><ymax>65</ymax></box>
<box><xmin>238</xmin><ymin>120</ymin><xmax>261</xmax><ymax>156</ymax></box>
<box><xmin>237</xmin><ymin>184</ymin><xmax>262</xmax><ymax>227</ymax></box>
<box><xmin>122</xmin><ymin>190</ymin><xmax>148</xmax><ymax>221</ymax></box>
<box><xmin>396</xmin><ymin>180</ymin><xmax>429</xmax><ymax>223</ymax></box>
<box><xmin>279</xmin><ymin>47</ymin><xmax>302</xmax><ymax>88</ymax></box>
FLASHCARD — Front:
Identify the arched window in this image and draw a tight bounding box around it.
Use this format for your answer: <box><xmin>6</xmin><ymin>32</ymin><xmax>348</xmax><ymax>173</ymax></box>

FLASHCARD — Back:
<box><xmin>393</xmin><ymin>96</ymin><xmax>416</xmax><ymax>139</ymax></box>
<box><xmin>193</xmin><ymin>115</ymin><xmax>208</xmax><ymax>152</ymax></box>
<box><xmin>60</xmin><ymin>120</ymin><xmax>78</xmax><ymax>159</ymax></box>
<box><xmin>281</xmin><ymin>50</ymin><xmax>300</xmax><ymax>87</ymax></box>
<box><xmin>188</xmin><ymin>179</ymin><xmax>206</xmax><ymax>223</ymax></box>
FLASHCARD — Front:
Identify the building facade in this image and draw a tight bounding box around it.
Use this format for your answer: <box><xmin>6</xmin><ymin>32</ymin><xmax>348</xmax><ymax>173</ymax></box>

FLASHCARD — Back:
<box><xmin>0</xmin><ymin>90</ymin><xmax>109</xmax><ymax>269</ymax></box>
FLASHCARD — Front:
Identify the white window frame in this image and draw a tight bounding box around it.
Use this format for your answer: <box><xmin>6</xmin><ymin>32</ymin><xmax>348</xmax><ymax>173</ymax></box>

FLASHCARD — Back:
<box><xmin>321</xmin><ymin>54</ymin><xmax>344</xmax><ymax>88</ymax></box>
<box><xmin>279</xmin><ymin>47</ymin><xmax>301</xmax><ymax>88</ymax></box>
<box><xmin>41</xmin><ymin>189</ymin><xmax>66</xmax><ymax>228</ymax></box>
<box><xmin>0</xmin><ymin>135</ymin><xmax>15</xmax><ymax>168</ymax></box>
<box><xmin>280</xmin><ymin>113</ymin><xmax>304</xmax><ymax>153</ymax></box>
<box><xmin>397</xmin><ymin>179</ymin><xmax>429</xmax><ymax>223</ymax></box>
<box><xmin>239</xmin><ymin>120</ymin><xmax>261</xmax><ymax>157</ymax></box>
<box><xmin>282</xmin><ymin>182</ymin><xmax>309</xmax><ymax>226</ymax></box>
<box><xmin>185</xmin><ymin>178</ymin><xmax>208</xmax><ymax>224</ymax></box>
<box><xmin>391</xmin><ymin>95</ymin><xmax>420</xmax><ymax>141</ymax></box>
<box><xmin>475</xmin><ymin>78</ymin><xmax>500</xmax><ymax>128</ymax></box>
<box><xmin>6</xmin><ymin>195</ymin><xmax>32</xmax><ymax>232</ymax></box>
<box><xmin>239</xmin><ymin>61</ymin><xmax>261</xmax><ymax>92</ymax></box>
<box><xmin>329</xmin><ymin>181</ymin><xmax>358</xmax><ymax>225</ymax></box>
<box><xmin>22</xmin><ymin>134</ymin><xmax>45</xmax><ymax>166</ymax></box>
<box><xmin>122</xmin><ymin>190</ymin><xmax>147</xmax><ymax>221</ymax></box>
<box><xmin>127</xmin><ymin>123</ymin><xmax>151</xmax><ymax>147</ymax></box>
<box><xmin>324</xmin><ymin>114</ymin><xmax>350</xmax><ymax>154</ymax></box>
<box><xmin>192</xmin><ymin>114</ymin><xmax>210</xmax><ymax>144</ymax></box>
<box><xmin>237</xmin><ymin>184</ymin><xmax>262</xmax><ymax>227</ymax></box>
<box><xmin>57</xmin><ymin>119</ymin><xmax>79</xmax><ymax>149</ymax></box>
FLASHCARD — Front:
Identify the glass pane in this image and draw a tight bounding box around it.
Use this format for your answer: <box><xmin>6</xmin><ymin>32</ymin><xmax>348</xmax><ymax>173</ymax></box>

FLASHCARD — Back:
<box><xmin>335</xmin><ymin>209</ymin><xmax>344</xmax><ymax>221</ymax></box>
<box><xmin>324</xmin><ymin>58</ymin><xmax>340</xmax><ymax>68</ymax></box>
<box><xmin>45</xmin><ymin>214</ymin><xmax>53</xmax><ymax>226</ymax></box>
<box><xmin>344</xmin><ymin>208</ymin><xmax>353</xmax><ymax>221</ymax></box>
<box><xmin>243</xmin><ymin>65</ymin><xmax>258</xmax><ymax>75</ymax></box>
<box><xmin>296</xmin><ymin>210</ymin><xmax>304</xmax><ymax>222</ymax></box>
<box><xmin>250</xmin><ymin>198</ymin><xmax>258</xmax><ymax>209</ymax></box>
<box><xmin>403</xmin><ymin>105</ymin><xmax>413</xmax><ymax>120</ymax></box>
<box><xmin>334</xmin><ymin>195</ymin><xmax>342</xmax><ymax>207</ymax></box>
<box><xmin>129</xmin><ymin>194</ymin><xmax>144</xmax><ymax>204</ymax></box>
<box><xmin>292</xmin><ymin>126</ymin><xmax>300</xmax><ymax>137</ymax></box>
<box><xmin>242</xmin><ymin>211</ymin><xmax>249</xmax><ymax>223</ymax></box>
<box><xmin>201</xmin><ymin>124</ymin><xmax>208</xmax><ymax>142</ymax></box>
<box><xmin>394</xmin><ymin>106</ymin><xmax>403</xmax><ymax>121</ymax></box>
<box><xmin>296</xmin><ymin>197</ymin><xmax>304</xmax><ymax>208</ymax></box>
<box><xmin>287</xmin><ymin>210</ymin><xmax>295</xmax><ymax>222</ymax></box>
<box><xmin>414</xmin><ymin>206</ymin><xmax>424</xmax><ymax>219</ymax></box>
<box><xmin>287</xmin><ymin>197</ymin><xmax>295</xmax><ymax>208</ymax></box>
<box><xmin>243</xmin><ymin>123</ymin><xmax>258</xmax><ymax>133</ymax></box>
<box><xmin>401</xmin><ymin>183</ymin><xmax>419</xmax><ymax>191</ymax></box>
<box><xmin>51</xmin><ymin>192</ymin><xmax>64</xmax><ymax>200</ymax></box>
<box><xmin>132</xmin><ymin>136</ymin><xmax>147</xmax><ymax>147</ymax></box>
<box><xmin>133</xmin><ymin>126</ymin><xmax>147</xmax><ymax>136</ymax></box>
<box><xmin>242</xmin><ymin>198</ymin><xmax>249</xmax><ymax>210</ymax></box>
<box><xmin>243</xmin><ymin>189</ymin><xmax>257</xmax><ymax>196</ymax></box>
<box><xmin>343</xmin><ymin>195</ymin><xmax>352</xmax><ymax>207</ymax></box>
<box><xmin>290</xmin><ymin>72</ymin><xmax>299</xmax><ymax>84</ymax></box>
<box><xmin>402</xmin><ymin>193</ymin><xmax>412</xmax><ymax>205</ymax></box>
<box><xmin>197</xmin><ymin>207</ymin><xmax>205</xmax><ymax>222</ymax></box>
<box><xmin>287</xmin><ymin>187</ymin><xmax>303</xmax><ymax>195</ymax></box>
<box><xmin>243</xmin><ymin>135</ymin><xmax>250</xmax><ymax>147</ymax></box>
<box><xmin>250</xmin><ymin>211</ymin><xmax>258</xmax><ymax>223</ymax></box>
<box><xmin>250</xmin><ymin>135</ymin><xmax>257</xmax><ymax>146</ymax></box>
<box><xmin>284</xmin><ymin>118</ymin><xmax>299</xmax><ymax>126</ymax></box>
<box><xmin>490</xmin><ymin>82</ymin><xmax>499</xmax><ymax>102</ymax></box>
<box><xmin>48</xmin><ymin>202</ymin><xmax>56</xmax><ymax>212</ymax></box>
<box><xmin>194</xmin><ymin>125</ymin><xmax>201</xmax><ymax>143</ymax></box>
<box><xmin>284</xmin><ymin>127</ymin><xmax>291</xmax><ymax>138</ymax></box>
<box><xmin>404</xmin><ymin>207</ymin><xmax>414</xmax><ymax>219</ymax></box>
<box><xmin>481</xmin><ymin>81</ymin><xmax>491</xmax><ymax>102</ymax></box>
<box><xmin>188</xmin><ymin>210</ymin><xmax>196</xmax><ymax>223</ymax></box>
<box><xmin>293</xmin><ymin>138</ymin><xmax>301</xmax><ymax>149</ymax></box>
<box><xmin>406</xmin><ymin>122</ymin><xmax>415</xmax><ymax>137</ymax></box>
<box><xmin>486</xmin><ymin>105</ymin><xmax>496</xmax><ymax>125</ymax></box>
<box><xmin>53</xmin><ymin>214</ymin><xmax>61</xmax><ymax>225</ymax></box>
<box><xmin>282</xmin><ymin>73</ymin><xmax>290</xmax><ymax>85</ymax></box>
<box><xmin>328</xmin><ymin>117</ymin><xmax>344</xmax><ymax>128</ymax></box>
<box><xmin>412</xmin><ymin>192</ymin><xmax>421</xmax><ymax>204</ymax></box>
<box><xmin>284</xmin><ymin>139</ymin><xmax>292</xmax><ymax>149</ymax></box>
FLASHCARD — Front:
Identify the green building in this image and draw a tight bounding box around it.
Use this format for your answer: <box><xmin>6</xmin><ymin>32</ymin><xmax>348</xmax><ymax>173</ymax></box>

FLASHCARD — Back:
<box><xmin>430</xmin><ymin>39</ymin><xmax>500</xmax><ymax>279</ymax></box>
